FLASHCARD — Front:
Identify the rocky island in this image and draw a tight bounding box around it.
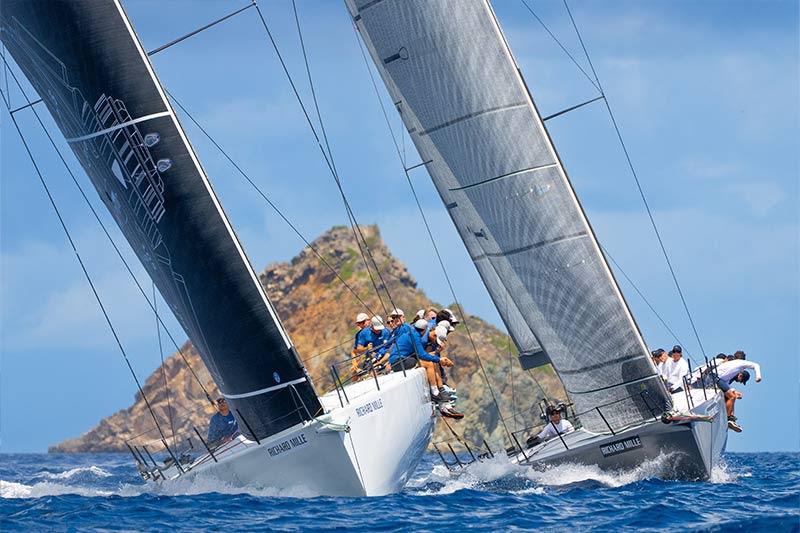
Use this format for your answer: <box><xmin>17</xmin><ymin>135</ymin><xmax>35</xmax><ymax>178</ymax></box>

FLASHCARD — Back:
<box><xmin>50</xmin><ymin>225</ymin><xmax>564</xmax><ymax>453</ymax></box>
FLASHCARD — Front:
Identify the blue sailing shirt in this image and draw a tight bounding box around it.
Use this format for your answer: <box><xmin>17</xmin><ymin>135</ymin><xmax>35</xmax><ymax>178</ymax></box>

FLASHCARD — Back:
<box><xmin>417</xmin><ymin>323</ymin><xmax>431</xmax><ymax>345</ymax></box>
<box><xmin>389</xmin><ymin>323</ymin><xmax>439</xmax><ymax>364</ymax></box>
<box><xmin>207</xmin><ymin>411</ymin><xmax>238</xmax><ymax>444</ymax></box>
<box><xmin>354</xmin><ymin>327</ymin><xmax>374</xmax><ymax>350</ymax></box>
<box><xmin>354</xmin><ymin>328</ymin><xmax>391</xmax><ymax>357</ymax></box>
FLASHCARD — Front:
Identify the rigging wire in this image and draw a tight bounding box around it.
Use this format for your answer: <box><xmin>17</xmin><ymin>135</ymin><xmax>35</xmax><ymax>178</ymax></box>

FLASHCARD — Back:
<box><xmin>561</xmin><ymin>0</ymin><xmax>707</xmax><ymax>357</ymax></box>
<box><xmin>0</xmin><ymin>57</ymin><xmax>215</xmax><ymax>405</ymax></box>
<box><xmin>301</xmin><ymin>336</ymin><xmax>356</xmax><ymax>364</ymax></box>
<box><xmin>602</xmin><ymin>247</ymin><xmax>685</xmax><ymax>348</ymax></box>
<box><xmin>164</xmin><ymin>90</ymin><xmax>377</xmax><ymax>317</ymax></box>
<box><xmin>507</xmin><ymin>332</ymin><xmax>518</xmax><ymax>431</ymax></box>
<box><xmin>351</xmin><ymin>25</ymin><xmax>515</xmax><ymax>447</ymax></box>
<box><xmin>518</xmin><ymin>0</ymin><xmax>600</xmax><ymax>93</ymax></box>
<box><xmin>252</xmin><ymin>2</ymin><xmax>397</xmax><ymax>314</ymax></box>
<box><xmin>0</xmin><ymin>85</ymin><xmax>168</xmax><ymax>444</ymax></box>
<box><xmin>1</xmin><ymin>41</ymin><xmax>9</xmax><ymax>107</ymax></box>
<box><xmin>153</xmin><ymin>281</ymin><xmax>177</xmax><ymax>446</ymax></box>
<box><xmin>288</xmin><ymin>0</ymin><xmax>392</xmax><ymax>317</ymax></box>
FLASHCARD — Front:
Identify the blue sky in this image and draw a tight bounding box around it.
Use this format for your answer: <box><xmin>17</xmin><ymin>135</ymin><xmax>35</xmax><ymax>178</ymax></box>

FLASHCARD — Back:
<box><xmin>1</xmin><ymin>1</ymin><xmax>797</xmax><ymax>453</ymax></box>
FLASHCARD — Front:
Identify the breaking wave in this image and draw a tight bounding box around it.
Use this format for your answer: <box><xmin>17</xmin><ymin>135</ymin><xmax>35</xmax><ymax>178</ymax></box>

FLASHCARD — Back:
<box><xmin>2</xmin><ymin>452</ymin><xmax>794</xmax><ymax>531</ymax></box>
<box><xmin>35</xmin><ymin>465</ymin><xmax>112</xmax><ymax>481</ymax></box>
<box><xmin>0</xmin><ymin>452</ymin><xmax>751</xmax><ymax>500</ymax></box>
<box><xmin>1</xmin><ymin>480</ymin><xmax>114</xmax><ymax>499</ymax></box>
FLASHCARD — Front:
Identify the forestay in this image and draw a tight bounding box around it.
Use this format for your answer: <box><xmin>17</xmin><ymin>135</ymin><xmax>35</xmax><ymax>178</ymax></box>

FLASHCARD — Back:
<box><xmin>1</xmin><ymin>0</ymin><xmax>322</xmax><ymax>441</ymax></box>
<box><xmin>348</xmin><ymin>0</ymin><xmax>671</xmax><ymax>431</ymax></box>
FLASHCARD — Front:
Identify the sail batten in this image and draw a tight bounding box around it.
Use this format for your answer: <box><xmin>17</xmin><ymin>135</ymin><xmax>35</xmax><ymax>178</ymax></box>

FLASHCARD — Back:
<box><xmin>2</xmin><ymin>0</ymin><xmax>322</xmax><ymax>441</ymax></box>
<box><xmin>350</xmin><ymin>0</ymin><xmax>671</xmax><ymax>431</ymax></box>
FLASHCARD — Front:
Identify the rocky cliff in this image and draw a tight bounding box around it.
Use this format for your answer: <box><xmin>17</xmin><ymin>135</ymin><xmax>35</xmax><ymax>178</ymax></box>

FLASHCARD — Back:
<box><xmin>50</xmin><ymin>225</ymin><xmax>564</xmax><ymax>453</ymax></box>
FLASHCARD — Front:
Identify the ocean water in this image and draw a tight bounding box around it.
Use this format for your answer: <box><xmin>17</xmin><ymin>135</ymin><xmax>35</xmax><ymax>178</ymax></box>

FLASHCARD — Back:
<box><xmin>1</xmin><ymin>452</ymin><xmax>797</xmax><ymax>531</ymax></box>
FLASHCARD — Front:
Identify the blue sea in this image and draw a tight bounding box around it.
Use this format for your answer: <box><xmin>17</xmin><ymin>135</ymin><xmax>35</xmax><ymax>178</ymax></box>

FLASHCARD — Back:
<box><xmin>1</xmin><ymin>452</ymin><xmax>797</xmax><ymax>531</ymax></box>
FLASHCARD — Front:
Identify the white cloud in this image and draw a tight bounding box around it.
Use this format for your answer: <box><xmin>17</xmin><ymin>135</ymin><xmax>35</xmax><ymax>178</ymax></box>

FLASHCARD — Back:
<box><xmin>724</xmin><ymin>181</ymin><xmax>785</xmax><ymax>217</ymax></box>
<box><xmin>680</xmin><ymin>157</ymin><xmax>741</xmax><ymax>180</ymax></box>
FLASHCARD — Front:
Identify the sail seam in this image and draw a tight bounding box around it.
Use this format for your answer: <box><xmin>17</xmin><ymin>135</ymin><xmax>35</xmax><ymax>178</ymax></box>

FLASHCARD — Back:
<box><xmin>223</xmin><ymin>377</ymin><xmax>308</xmax><ymax>399</ymax></box>
<box><xmin>419</xmin><ymin>102</ymin><xmax>527</xmax><ymax>136</ymax></box>
<box><xmin>449</xmin><ymin>162</ymin><xmax>558</xmax><ymax>191</ymax></box>
<box><xmin>566</xmin><ymin>374</ymin><xmax>660</xmax><ymax>395</ymax></box>
<box><xmin>357</xmin><ymin>0</ymin><xmax>389</xmax><ymax>13</ymax></box>
<box><xmin>65</xmin><ymin>111</ymin><xmax>170</xmax><ymax>142</ymax></box>
<box><xmin>558</xmin><ymin>352</ymin><xmax>648</xmax><ymax>375</ymax></box>
<box><xmin>471</xmin><ymin>231</ymin><xmax>588</xmax><ymax>261</ymax></box>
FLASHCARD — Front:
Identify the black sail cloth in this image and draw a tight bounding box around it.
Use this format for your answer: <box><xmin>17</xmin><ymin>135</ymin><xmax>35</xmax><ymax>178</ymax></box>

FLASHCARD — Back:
<box><xmin>1</xmin><ymin>0</ymin><xmax>321</xmax><ymax>441</ymax></box>
<box><xmin>348</xmin><ymin>0</ymin><xmax>672</xmax><ymax>432</ymax></box>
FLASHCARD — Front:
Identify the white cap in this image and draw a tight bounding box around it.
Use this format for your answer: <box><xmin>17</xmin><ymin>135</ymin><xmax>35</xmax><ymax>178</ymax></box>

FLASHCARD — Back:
<box><xmin>434</xmin><ymin>325</ymin><xmax>448</xmax><ymax>346</ymax></box>
<box><xmin>355</xmin><ymin>312</ymin><xmax>369</xmax><ymax>323</ymax></box>
<box><xmin>413</xmin><ymin>319</ymin><xmax>428</xmax><ymax>331</ymax></box>
<box><xmin>438</xmin><ymin>319</ymin><xmax>455</xmax><ymax>332</ymax></box>
<box><xmin>442</xmin><ymin>308</ymin><xmax>460</xmax><ymax>324</ymax></box>
<box><xmin>413</xmin><ymin>309</ymin><xmax>425</xmax><ymax>321</ymax></box>
<box><xmin>389</xmin><ymin>308</ymin><xmax>405</xmax><ymax>317</ymax></box>
<box><xmin>370</xmin><ymin>315</ymin><xmax>385</xmax><ymax>330</ymax></box>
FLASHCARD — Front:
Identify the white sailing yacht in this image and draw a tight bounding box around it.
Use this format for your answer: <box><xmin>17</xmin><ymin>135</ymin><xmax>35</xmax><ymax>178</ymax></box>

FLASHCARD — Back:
<box><xmin>0</xmin><ymin>0</ymin><xmax>437</xmax><ymax>496</ymax></box>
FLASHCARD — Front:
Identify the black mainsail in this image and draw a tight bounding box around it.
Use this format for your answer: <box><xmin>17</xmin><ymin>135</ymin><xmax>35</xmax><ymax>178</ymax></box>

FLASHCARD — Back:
<box><xmin>1</xmin><ymin>0</ymin><xmax>322</xmax><ymax>441</ymax></box>
<box><xmin>348</xmin><ymin>0</ymin><xmax>672</xmax><ymax>432</ymax></box>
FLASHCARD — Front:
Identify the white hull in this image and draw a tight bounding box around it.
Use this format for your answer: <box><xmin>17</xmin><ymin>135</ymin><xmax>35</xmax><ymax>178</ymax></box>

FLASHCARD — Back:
<box><xmin>157</xmin><ymin>368</ymin><xmax>435</xmax><ymax>496</ymax></box>
<box><xmin>512</xmin><ymin>388</ymin><xmax>728</xmax><ymax>480</ymax></box>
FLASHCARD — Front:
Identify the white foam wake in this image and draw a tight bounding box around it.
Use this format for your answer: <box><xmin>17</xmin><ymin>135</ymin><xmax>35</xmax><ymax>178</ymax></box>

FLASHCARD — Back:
<box><xmin>1</xmin><ymin>469</ymin><xmax>318</xmax><ymax>500</ymax></box>
<box><xmin>0</xmin><ymin>480</ymin><xmax>114</xmax><ymax>499</ymax></box>
<box><xmin>414</xmin><ymin>452</ymin><xmax>707</xmax><ymax>495</ymax></box>
<box><xmin>36</xmin><ymin>466</ymin><xmax>112</xmax><ymax>480</ymax></box>
<box><xmin>708</xmin><ymin>459</ymin><xmax>740</xmax><ymax>484</ymax></box>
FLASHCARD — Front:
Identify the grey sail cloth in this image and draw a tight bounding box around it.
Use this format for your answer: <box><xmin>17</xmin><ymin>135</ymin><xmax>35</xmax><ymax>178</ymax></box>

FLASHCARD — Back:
<box><xmin>348</xmin><ymin>0</ymin><xmax>671</xmax><ymax>432</ymax></box>
<box><xmin>1</xmin><ymin>0</ymin><xmax>322</xmax><ymax>441</ymax></box>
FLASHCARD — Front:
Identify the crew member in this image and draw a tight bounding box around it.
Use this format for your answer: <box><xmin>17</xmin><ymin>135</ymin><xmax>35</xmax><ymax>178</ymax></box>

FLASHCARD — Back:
<box><xmin>207</xmin><ymin>397</ymin><xmax>239</xmax><ymax>447</ymax></box>
<box><xmin>351</xmin><ymin>312</ymin><xmax>371</xmax><ymax>356</ymax></box>
<box><xmin>526</xmin><ymin>405</ymin><xmax>575</xmax><ymax>447</ymax></box>
<box><xmin>386</xmin><ymin>309</ymin><xmax>454</xmax><ymax>400</ymax></box>
<box><xmin>664</xmin><ymin>345</ymin><xmax>689</xmax><ymax>392</ymax></box>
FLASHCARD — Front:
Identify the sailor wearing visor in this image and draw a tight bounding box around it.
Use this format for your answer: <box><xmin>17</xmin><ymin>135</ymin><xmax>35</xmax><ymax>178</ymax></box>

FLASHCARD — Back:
<box><xmin>207</xmin><ymin>397</ymin><xmax>239</xmax><ymax>447</ymax></box>
<box><xmin>526</xmin><ymin>405</ymin><xmax>575</xmax><ymax>447</ymax></box>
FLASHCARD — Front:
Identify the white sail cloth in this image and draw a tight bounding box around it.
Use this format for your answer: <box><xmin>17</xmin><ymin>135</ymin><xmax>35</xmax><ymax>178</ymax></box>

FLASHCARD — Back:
<box><xmin>348</xmin><ymin>0</ymin><xmax>671</xmax><ymax>431</ymax></box>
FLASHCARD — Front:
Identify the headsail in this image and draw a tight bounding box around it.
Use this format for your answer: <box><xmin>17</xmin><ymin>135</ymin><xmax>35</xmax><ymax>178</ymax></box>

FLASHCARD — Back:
<box><xmin>1</xmin><ymin>0</ymin><xmax>322</xmax><ymax>441</ymax></box>
<box><xmin>349</xmin><ymin>0</ymin><xmax>671</xmax><ymax>431</ymax></box>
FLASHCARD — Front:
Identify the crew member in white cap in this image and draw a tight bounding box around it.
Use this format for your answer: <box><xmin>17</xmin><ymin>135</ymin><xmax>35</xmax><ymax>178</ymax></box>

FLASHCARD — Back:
<box><xmin>352</xmin><ymin>315</ymin><xmax>390</xmax><ymax>377</ymax></box>
<box><xmin>354</xmin><ymin>315</ymin><xmax>388</xmax><ymax>358</ymax></box>
<box><xmin>424</xmin><ymin>324</ymin><xmax>463</xmax><ymax>419</ymax></box>
<box><xmin>351</xmin><ymin>312</ymin><xmax>370</xmax><ymax>354</ymax></box>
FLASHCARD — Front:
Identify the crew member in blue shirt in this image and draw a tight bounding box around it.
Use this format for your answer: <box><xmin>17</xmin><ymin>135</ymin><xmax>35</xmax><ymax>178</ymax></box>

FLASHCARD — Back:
<box><xmin>351</xmin><ymin>312</ymin><xmax>371</xmax><ymax>355</ymax></box>
<box><xmin>385</xmin><ymin>308</ymin><xmax>454</xmax><ymax>401</ymax></box>
<box><xmin>207</xmin><ymin>398</ymin><xmax>239</xmax><ymax>447</ymax></box>
<box><xmin>352</xmin><ymin>316</ymin><xmax>391</xmax><ymax>374</ymax></box>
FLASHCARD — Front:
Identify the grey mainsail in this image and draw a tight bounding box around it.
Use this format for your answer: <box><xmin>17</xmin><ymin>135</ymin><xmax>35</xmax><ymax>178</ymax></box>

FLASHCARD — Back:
<box><xmin>348</xmin><ymin>0</ymin><xmax>672</xmax><ymax>431</ymax></box>
<box><xmin>1</xmin><ymin>0</ymin><xmax>322</xmax><ymax>441</ymax></box>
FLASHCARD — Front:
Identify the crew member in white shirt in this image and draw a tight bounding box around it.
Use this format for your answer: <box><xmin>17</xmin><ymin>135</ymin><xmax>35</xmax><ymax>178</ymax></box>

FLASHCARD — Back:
<box><xmin>526</xmin><ymin>405</ymin><xmax>575</xmax><ymax>447</ymax></box>
<box><xmin>651</xmin><ymin>348</ymin><xmax>669</xmax><ymax>380</ymax></box>
<box><xmin>714</xmin><ymin>355</ymin><xmax>762</xmax><ymax>433</ymax></box>
<box><xmin>717</xmin><ymin>358</ymin><xmax>762</xmax><ymax>384</ymax></box>
<box><xmin>664</xmin><ymin>345</ymin><xmax>690</xmax><ymax>393</ymax></box>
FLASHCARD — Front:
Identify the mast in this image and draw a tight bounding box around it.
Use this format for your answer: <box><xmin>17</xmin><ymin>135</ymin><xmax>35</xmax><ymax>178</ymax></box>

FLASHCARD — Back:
<box><xmin>1</xmin><ymin>0</ymin><xmax>322</xmax><ymax>441</ymax></box>
<box><xmin>348</xmin><ymin>0</ymin><xmax>672</xmax><ymax>432</ymax></box>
